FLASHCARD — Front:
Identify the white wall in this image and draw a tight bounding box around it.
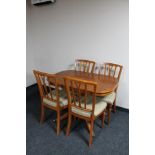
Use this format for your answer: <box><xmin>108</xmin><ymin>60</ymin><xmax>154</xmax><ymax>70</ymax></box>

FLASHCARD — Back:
<box><xmin>26</xmin><ymin>0</ymin><xmax>129</xmax><ymax>109</ymax></box>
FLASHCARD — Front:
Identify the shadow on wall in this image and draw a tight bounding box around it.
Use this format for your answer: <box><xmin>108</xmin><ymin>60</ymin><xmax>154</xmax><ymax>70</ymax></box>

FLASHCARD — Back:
<box><xmin>27</xmin><ymin>0</ymin><xmax>32</xmax><ymax>7</ymax></box>
<box><xmin>27</xmin><ymin>72</ymin><xmax>36</xmax><ymax>86</ymax></box>
<box><xmin>67</xmin><ymin>63</ymin><xmax>75</xmax><ymax>70</ymax></box>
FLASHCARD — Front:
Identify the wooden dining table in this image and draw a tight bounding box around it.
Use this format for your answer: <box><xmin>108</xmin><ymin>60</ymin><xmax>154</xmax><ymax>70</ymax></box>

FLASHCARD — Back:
<box><xmin>56</xmin><ymin>70</ymin><xmax>118</xmax><ymax>96</ymax></box>
<box><xmin>55</xmin><ymin>70</ymin><xmax>118</xmax><ymax>136</ymax></box>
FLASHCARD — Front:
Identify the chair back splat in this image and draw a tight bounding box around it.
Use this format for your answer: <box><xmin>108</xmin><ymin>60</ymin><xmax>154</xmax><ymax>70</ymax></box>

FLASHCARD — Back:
<box><xmin>75</xmin><ymin>59</ymin><xmax>95</xmax><ymax>73</ymax></box>
<box><xmin>99</xmin><ymin>63</ymin><xmax>123</xmax><ymax>82</ymax></box>
<box><xmin>33</xmin><ymin>70</ymin><xmax>60</xmax><ymax>104</ymax></box>
<box><xmin>64</xmin><ymin>76</ymin><xmax>97</xmax><ymax>119</ymax></box>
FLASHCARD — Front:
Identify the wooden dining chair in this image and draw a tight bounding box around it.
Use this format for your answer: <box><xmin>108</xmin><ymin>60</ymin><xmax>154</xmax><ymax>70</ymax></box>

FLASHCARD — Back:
<box><xmin>64</xmin><ymin>76</ymin><xmax>107</xmax><ymax>147</ymax></box>
<box><xmin>33</xmin><ymin>70</ymin><xmax>68</xmax><ymax>135</ymax></box>
<box><xmin>75</xmin><ymin>59</ymin><xmax>95</xmax><ymax>73</ymax></box>
<box><xmin>98</xmin><ymin>63</ymin><xmax>123</xmax><ymax>125</ymax></box>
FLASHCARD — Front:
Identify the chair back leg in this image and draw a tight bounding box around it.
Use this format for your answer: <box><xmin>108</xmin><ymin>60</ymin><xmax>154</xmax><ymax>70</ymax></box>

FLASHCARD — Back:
<box><xmin>66</xmin><ymin>113</ymin><xmax>72</xmax><ymax>136</ymax></box>
<box><xmin>102</xmin><ymin>111</ymin><xmax>106</xmax><ymax>128</ymax></box>
<box><xmin>113</xmin><ymin>99</ymin><xmax>116</xmax><ymax>112</ymax></box>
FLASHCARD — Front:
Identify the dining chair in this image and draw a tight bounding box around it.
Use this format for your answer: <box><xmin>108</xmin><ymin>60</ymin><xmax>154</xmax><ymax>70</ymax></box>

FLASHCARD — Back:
<box><xmin>98</xmin><ymin>63</ymin><xmax>123</xmax><ymax>125</ymax></box>
<box><xmin>64</xmin><ymin>76</ymin><xmax>107</xmax><ymax>147</ymax></box>
<box><xmin>33</xmin><ymin>70</ymin><xmax>68</xmax><ymax>135</ymax></box>
<box><xmin>75</xmin><ymin>59</ymin><xmax>95</xmax><ymax>73</ymax></box>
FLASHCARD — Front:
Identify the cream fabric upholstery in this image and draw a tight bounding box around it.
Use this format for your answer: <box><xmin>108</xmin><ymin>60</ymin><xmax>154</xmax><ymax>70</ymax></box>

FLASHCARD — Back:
<box><xmin>102</xmin><ymin>92</ymin><xmax>116</xmax><ymax>104</ymax></box>
<box><xmin>43</xmin><ymin>89</ymin><xmax>68</xmax><ymax>107</ymax></box>
<box><xmin>71</xmin><ymin>97</ymin><xmax>107</xmax><ymax>118</ymax></box>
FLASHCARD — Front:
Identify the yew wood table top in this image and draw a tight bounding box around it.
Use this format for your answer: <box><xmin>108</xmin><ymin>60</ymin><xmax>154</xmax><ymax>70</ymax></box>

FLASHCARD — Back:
<box><xmin>56</xmin><ymin>70</ymin><xmax>118</xmax><ymax>96</ymax></box>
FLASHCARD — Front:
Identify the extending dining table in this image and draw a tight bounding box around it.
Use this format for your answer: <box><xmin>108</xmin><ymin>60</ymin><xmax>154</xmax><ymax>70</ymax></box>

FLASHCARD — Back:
<box><xmin>55</xmin><ymin>70</ymin><xmax>118</xmax><ymax>136</ymax></box>
<box><xmin>56</xmin><ymin>70</ymin><xmax>118</xmax><ymax>96</ymax></box>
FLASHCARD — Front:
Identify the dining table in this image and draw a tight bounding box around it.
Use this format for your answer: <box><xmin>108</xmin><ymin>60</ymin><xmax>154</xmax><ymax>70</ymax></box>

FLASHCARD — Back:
<box><xmin>55</xmin><ymin>70</ymin><xmax>118</xmax><ymax>136</ymax></box>
<box><xmin>56</xmin><ymin>70</ymin><xmax>118</xmax><ymax>96</ymax></box>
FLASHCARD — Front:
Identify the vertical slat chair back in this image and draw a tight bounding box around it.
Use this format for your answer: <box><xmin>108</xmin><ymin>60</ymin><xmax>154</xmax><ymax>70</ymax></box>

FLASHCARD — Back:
<box><xmin>75</xmin><ymin>59</ymin><xmax>95</xmax><ymax>73</ymax></box>
<box><xmin>33</xmin><ymin>70</ymin><xmax>60</xmax><ymax>105</ymax></box>
<box><xmin>99</xmin><ymin>63</ymin><xmax>123</xmax><ymax>82</ymax></box>
<box><xmin>64</xmin><ymin>76</ymin><xmax>97</xmax><ymax>119</ymax></box>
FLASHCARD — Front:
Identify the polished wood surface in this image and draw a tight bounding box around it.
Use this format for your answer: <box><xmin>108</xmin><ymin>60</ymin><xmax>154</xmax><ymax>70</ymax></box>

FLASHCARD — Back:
<box><xmin>99</xmin><ymin>62</ymin><xmax>123</xmax><ymax>82</ymax></box>
<box><xmin>64</xmin><ymin>76</ymin><xmax>106</xmax><ymax>147</ymax></box>
<box><xmin>56</xmin><ymin>70</ymin><xmax>118</xmax><ymax>96</ymax></box>
<box><xmin>75</xmin><ymin>59</ymin><xmax>95</xmax><ymax>73</ymax></box>
<box><xmin>98</xmin><ymin>62</ymin><xmax>123</xmax><ymax>121</ymax></box>
<box><xmin>33</xmin><ymin>70</ymin><xmax>68</xmax><ymax>135</ymax></box>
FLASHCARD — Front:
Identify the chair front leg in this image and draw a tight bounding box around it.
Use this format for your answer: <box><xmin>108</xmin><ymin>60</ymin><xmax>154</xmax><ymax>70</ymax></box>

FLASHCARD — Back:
<box><xmin>40</xmin><ymin>103</ymin><xmax>45</xmax><ymax>124</ymax></box>
<box><xmin>108</xmin><ymin>104</ymin><xmax>112</xmax><ymax>125</ymax></box>
<box><xmin>89</xmin><ymin>120</ymin><xmax>94</xmax><ymax>147</ymax></box>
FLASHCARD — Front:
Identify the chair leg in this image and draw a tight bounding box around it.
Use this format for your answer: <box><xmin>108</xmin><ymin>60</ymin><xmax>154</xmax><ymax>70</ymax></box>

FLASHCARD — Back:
<box><xmin>56</xmin><ymin>110</ymin><xmax>60</xmax><ymax>135</ymax></box>
<box><xmin>113</xmin><ymin>99</ymin><xmax>116</xmax><ymax>113</ymax></box>
<box><xmin>102</xmin><ymin>111</ymin><xmax>106</xmax><ymax>128</ymax></box>
<box><xmin>66</xmin><ymin>113</ymin><xmax>72</xmax><ymax>136</ymax></box>
<box><xmin>40</xmin><ymin>104</ymin><xmax>45</xmax><ymax>124</ymax></box>
<box><xmin>108</xmin><ymin>104</ymin><xmax>112</xmax><ymax>125</ymax></box>
<box><xmin>89</xmin><ymin>120</ymin><xmax>94</xmax><ymax>147</ymax></box>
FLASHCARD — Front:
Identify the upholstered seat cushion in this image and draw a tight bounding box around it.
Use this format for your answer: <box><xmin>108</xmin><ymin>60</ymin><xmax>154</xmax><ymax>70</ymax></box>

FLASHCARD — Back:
<box><xmin>102</xmin><ymin>92</ymin><xmax>116</xmax><ymax>104</ymax></box>
<box><xmin>43</xmin><ymin>89</ymin><xmax>68</xmax><ymax>107</ymax></box>
<box><xmin>71</xmin><ymin>97</ymin><xmax>107</xmax><ymax>118</ymax></box>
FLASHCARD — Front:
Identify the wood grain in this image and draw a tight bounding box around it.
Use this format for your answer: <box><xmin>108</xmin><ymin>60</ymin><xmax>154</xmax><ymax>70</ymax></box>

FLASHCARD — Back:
<box><xmin>56</xmin><ymin>70</ymin><xmax>118</xmax><ymax>96</ymax></box>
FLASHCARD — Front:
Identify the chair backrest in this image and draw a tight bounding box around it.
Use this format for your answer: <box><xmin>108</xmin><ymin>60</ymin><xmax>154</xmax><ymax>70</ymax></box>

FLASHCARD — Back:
<box><xmin>75</xmin><ymin>59</ymin><xmax>95</xmax><ymax>73</ymax></box>
<box><xmin>33</xmin><ymin>70</ymin><xmax>61</xmax><ymax>104</ymax></box>
<box><xmin>99</xmin><ymin>63</ymin><xmax>123</xmax><ymax>81</ymax></box>
<box><xmin>64</xmin><ymin>76</ymin><xmax>97</xmax><ymax>118</ymax></box>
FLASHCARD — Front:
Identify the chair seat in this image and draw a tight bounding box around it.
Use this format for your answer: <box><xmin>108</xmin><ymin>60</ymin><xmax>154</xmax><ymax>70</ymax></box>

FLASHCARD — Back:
<box><xmin>71</xmin><ymin>97</ymin><xmax>107</xmax><ymax>118</ymax></box>
<box><xmin>43</xmin><ymin>89</ymin><xmax>68</xmax><ymax>107</ymax></box>
<box><xmin>102</xmin><ymin>92</ymin><xmax>116</xmax><ymax>104</ymax></box>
